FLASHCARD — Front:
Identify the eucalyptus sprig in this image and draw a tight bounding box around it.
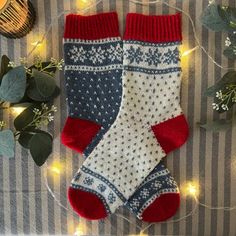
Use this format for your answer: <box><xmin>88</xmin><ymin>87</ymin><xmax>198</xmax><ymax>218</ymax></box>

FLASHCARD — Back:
<box><xmin>200</xmin><ymin>4</ymin><xmax>236</xmax><ymax>131</ymax></box>
<box><xmin>201</xmin><ymin>3</ymin><xmax>236</xmax><ymax>59</ymax></box>
<box><xmin>212</xmin><ymin>85</ymin><xmax>236</xmax><ymax>111</ymax></box>
<box><xmin>0</xmin><ymin>54</ymin><xmax>62</xmax><ymax>166</ymax></box>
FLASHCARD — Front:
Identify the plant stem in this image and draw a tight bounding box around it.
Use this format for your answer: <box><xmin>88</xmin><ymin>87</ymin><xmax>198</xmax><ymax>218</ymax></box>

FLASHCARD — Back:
<box><xmin>22</xmin><ymin>109</ymin><xmax>53</xmax><ymax>131</ymax></box>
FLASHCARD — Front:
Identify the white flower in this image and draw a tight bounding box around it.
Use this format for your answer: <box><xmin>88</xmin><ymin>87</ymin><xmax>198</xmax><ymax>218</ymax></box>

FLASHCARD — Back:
<box><xmin>48</xmin><ymin>113</ymin><xmax>54</xmax><ymax>121</ymax></box>
<box><xmin>208</xmin><ymin>0</ymin><xmax>215</xmax><ymax>6</ymax></box>
<box><xmin>225</xmin><ymin>37</ymin><xmax>231</xmax><ymax>47</ymax></box>
<box><xmin>41</xmin><ymin>103</ymin><xmax>48</xmax><ymax>110</ymax></box>
<box><xmin>51</xmin><ymin>105</ymin><xmax>57</xmax><ymax>112</ymax></box>
<box><xmin>8</xmin><ymin>61</ymin><xmax>15</xmax><ymax>67</ymax></box>
<box><xmin>0</xmin><ymin>121</ymin><xmax>6</xmax><ymax>128</ymax></box>
<box><xmin>221</xmin><ymin>104</ymin><xmax>229</xmax><ymax>110</ymax></box>
<box><xmin>50</xmin><ymin>57</ymin><xmax>57</xmax><ymax>64</ymax></box>
<box><xmin>33</xmin><ymin>108</ymin><xmax>41</xmax><ymax>115</ymax></box>
<box><xmin>232</xmin><ymin>96</ymin><xmax>236</xmax><ymax>102</ymax></box>
<box><xmin>216</xmin><ymin>90</ymin><xmax>223</xmax><ymax>100</ymax></box>
<box><xmin>212</xmin><ymin>103</ymin><xmax>219</xmax><ymax>110</ymax></box>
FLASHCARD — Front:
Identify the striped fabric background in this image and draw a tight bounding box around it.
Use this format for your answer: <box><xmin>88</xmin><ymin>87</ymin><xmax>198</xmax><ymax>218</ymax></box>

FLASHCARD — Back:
<box><xmin>0</xmin><ymin>0</ymin><xmax>236</xmax><ymax>235</ymax></box>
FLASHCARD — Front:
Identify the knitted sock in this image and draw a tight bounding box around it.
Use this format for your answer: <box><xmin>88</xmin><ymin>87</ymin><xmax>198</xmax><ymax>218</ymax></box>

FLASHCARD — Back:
<box><xmin>61</xmin><ymin>12</ymin><xmax>122</xmax><ymax>153</ymax></box>
<box><xmin>68</xmin><ymin>13</ymin><xmax>188</xmax><ymax>220</ymax></box>
<box><xmin>65</xmin><ymin>13</ymin><xmax>184</xmax><ymax>221</ymax></box>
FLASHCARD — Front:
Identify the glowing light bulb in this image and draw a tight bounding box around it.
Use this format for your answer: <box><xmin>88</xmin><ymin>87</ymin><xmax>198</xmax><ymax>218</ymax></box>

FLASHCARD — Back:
<box><xmin>181</xmin><ymin>46</ymin><xmax>199</xmax><ymax>57</ymax></box>
<box><xmin>31</xmin><ymin>40</ymin><xmax>42</xmax><ymax>47</ymax></box>
<box><xmin>139</xmin><ymin>233</ymin><xmax>148</xmax><ymax>236</ymax></box>
<box><xmin>76</xmin><ymin>0</ymin><xmax>91</xmax><ymax>10</ymax></box>
<box><xmin>187</xmin><ymin>183</ymin><xmax>197</xmax><ymax>196</ymax></box>
<box><xmin>12</xmin><ymin>106</ymin><xmax>27</xmax><ymax>115</ymax></box>
<box><xmin>48</xmin><ymin>161</ymin><xmax>63</xmax><ymax>176</ymax></box>
<box><xmin>74</xmin><ymin>224</ymin><xmax>86</xmax><ymax>236</ymax></box>
<box><xmin>181</xmin><ymin>181</ymin><xmax>199</xmax><ymax>198</ymax></box>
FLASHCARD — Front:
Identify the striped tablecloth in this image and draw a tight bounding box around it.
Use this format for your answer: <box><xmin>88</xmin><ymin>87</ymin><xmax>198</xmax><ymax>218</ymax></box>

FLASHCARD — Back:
<box><xmin>0</xmin><ymin>0</ymin><xmax>236</xmax><ymax>235</ymax></box>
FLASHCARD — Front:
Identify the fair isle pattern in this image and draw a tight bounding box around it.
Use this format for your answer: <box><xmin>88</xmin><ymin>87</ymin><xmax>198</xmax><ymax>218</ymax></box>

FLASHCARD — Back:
<box><xmin>64</xmin><ymin>38</ymin><xmax>122</xmax><ymax>65</ymax></box>
<box><xmin>123</xmin><ymin>41</ymin><xmax>181</xmax><ymax>69</ymax></box>
<box><xmin>61</xmin><ymin>33</ymin><xmax>182</xmax><ymax>218</ymax></box>
<box><xmin>72</xmin><ymin>40</ymin><xmax>183</xmax><ymax>213</ymax></box>
<box><xmin>125</xmin><ymin>163</ymin><xmax>179</xmax><ymax>219</ymax></box>
<box><xmin>64</xmin><ymin>34</ymin><xmax>180</xmax><ymax>216</ymax></box>
<box><xmin>71</xmin><ymin>166</ymin><xmax>126</xmax><ymax>214</ymax></box>
<box><xmin>63</xmin><ymin>38</ymin><xmax>122</xmax><ymax>120</ymax></box>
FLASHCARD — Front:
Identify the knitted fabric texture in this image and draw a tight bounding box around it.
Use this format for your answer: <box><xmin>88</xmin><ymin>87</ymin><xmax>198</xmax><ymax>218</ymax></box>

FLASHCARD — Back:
<box><xmin>63</xmin><ymin>12</ymin><xmax>181</xmax><ymax>222</ymax></box>
<box><xmin>69</xmin><ymin>13</ymin><xmax>188</xmax><ymax>219</ymax></box>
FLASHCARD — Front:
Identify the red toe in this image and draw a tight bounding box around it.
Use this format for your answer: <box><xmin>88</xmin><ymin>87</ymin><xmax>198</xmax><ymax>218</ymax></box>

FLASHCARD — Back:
<box><xmin>141</xmin><ymin>193</ymin><xmax>180</xmax><ymax>222</ymax></box>
<box><xmin>68</xmin><ymin>187</ymin><xmax>108</xmax><ymax>220</ymax></box>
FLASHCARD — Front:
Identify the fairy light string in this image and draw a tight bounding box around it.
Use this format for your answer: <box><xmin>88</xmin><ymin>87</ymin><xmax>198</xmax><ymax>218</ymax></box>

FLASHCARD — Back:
<box><xmin>1</xmin><ymin>0</ymin><xmax>236</xmax><ymax>235</ymax></box>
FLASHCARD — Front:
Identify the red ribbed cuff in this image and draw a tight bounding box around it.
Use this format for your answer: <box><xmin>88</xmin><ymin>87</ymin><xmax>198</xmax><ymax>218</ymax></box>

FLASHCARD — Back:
<box><xmin>124</xmin><ymin>13</ymin><xmax>182</xmax><ymax>43</ymax></box>
<box><xmin>64</xmin><ymin>12</ymin><xmax>120</xmax><ymax>39</ymax></box>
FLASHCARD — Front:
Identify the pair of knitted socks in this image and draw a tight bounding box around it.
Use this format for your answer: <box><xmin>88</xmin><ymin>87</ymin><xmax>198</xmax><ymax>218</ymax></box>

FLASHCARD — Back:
<box><xmin>61</xmin><ymin>12</ymin><xmax>189</xmax><ymax>222</ymax></box>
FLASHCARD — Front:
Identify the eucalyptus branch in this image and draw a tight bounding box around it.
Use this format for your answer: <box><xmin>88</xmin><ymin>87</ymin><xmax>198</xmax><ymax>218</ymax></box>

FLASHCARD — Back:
<box><xmin>22</xmin><ymin>104</ymin><xmax>57</xmax><ymax>131</ymax></box>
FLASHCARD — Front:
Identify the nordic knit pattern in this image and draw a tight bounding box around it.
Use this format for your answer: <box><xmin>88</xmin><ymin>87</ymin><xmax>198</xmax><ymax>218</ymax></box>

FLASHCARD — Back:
<box><xmin>63</xmin><ymin>37</ymin><xmax>123</xmax><ymax>140</ymax></box>
<box><xmin>125</xmin><ymin>162</ymin><xmax>179</xmax><ymax>219</ymax></box>
<box><xmin>70</xmin><ymin>13</ymin><xmax>188</xmax><ymax>215</ymax></box>
<box><xmin>63</xmin><ymin>12</ymin><xmax>181</xmax><ymax>221</ymax></box>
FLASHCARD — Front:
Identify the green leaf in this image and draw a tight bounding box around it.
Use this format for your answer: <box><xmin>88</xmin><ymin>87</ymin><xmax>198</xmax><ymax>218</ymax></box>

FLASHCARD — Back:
<box><xmin>205</xmin><ymin>71</ymin><xmax>236</xmax><ymax>96</ymax></box>
<box><xmin>223</xmin><ymin>47</ymin><xmax>236</xmax><ymax>59</ymax></box>
<box><xmin>0</xmin><ymin>55</ymin><xmax>11</xmax><ymax>83</ymax></box>
<box><xmin>32</xmin><ymin>69</ymin><xmax>56</xmax><ymax>97</ymax></box>
<box><xmin>199</xmin><ymin>119</ymin><xmax>232</xmax><ymax>132</ymax></box>
<box><xmin>29</xmin><ymin>132</ymin><xmax>53</xmax><ymax>166</ymax></box>
<box><xmin>201</xmin><ymin>4</ymin><xmax>229</xmax><ymax>32</ymax></box>
<box><xmin>27</xmin><ymin>78</ymin><xmax>48</xmax><ymax>101</ymax></box>
<box><xmin>0</xmin><ymin>66</ymin><xmax>26</xmax><ymax>103</ymax></box>
<box><xmin>18</xmin><ymin>129</ymin><xmax>50</xmax><ymax>149</ymax></box>
<box><xmin>218</xmin><ymin>6</ymin><xmax>231</xmax><ymax>25</ymax></box>
<box><xmin>18</xmin><ymin>131</ymin><xmax>34</xmax><ymax>149</ymax></box>
<box><xmin>27</xmin><ymin>78</ymin><xmax>59</xmax><ymax>102</ymax></box>
<box><xmin>0</xmin><ymin>129</ymin><xmax>15</xmax><ymax>158</ymax></box>
<box><xmin>218</xmin><ymin>6</ymin><xmax>236</xmax><ymax>32</ymax></box>
<box><xmin>14</xmin><ymin>104</ymin><xmax>41</xmax><ymax>131</ymax></box>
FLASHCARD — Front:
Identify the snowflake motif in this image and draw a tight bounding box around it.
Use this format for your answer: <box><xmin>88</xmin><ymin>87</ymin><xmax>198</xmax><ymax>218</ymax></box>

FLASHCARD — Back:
<box><xmin>69</xmin><ymin>46</ymin><xmax>87</xmax><ymax>63</ymax></box>
<box><xmin>125</xmin><ymin>46</ymin><xmax>143</xmax><ymax>64</ymax></box>
<box><xmin>88</xmin><ymin>46</ymin><xmax>106</xmax><ymax>64</ymax></box>
<box><xmin>145</xmin><ymin>48</ymin><xmax>162</xmax><ymax>66</ymax></box>
<box><xmin>107</xmin><ymin>193</ymin><xmax>116</xmax><ymax>204</ymax></box>
<box><xmin>162</xmin><ymin>47</ymin><xmax>180</xmax><ymax>64</ymax></box>
<box><xmin>140</xmin><ymin>188</ymin><xmax>149</xmax><ymax>198</ymax></box>
<box><xmin>129</xmin><ymin>198</ymin><xmax>140</xmax><ymax>210</ymax></box>
<box><xmin>97</xmin><ymin>184</ymin><xmax>106</xmax><ymax>192</ymax></box>
<box><xmin>151</xmin><ymin>180</ymin><xmax>162</xmax><ymax>190</ymax></box>
<box><xmin>166</xmin><ymin>176</ymin><xmax>176</xmax><ymax>187</ymax></box>
<box><xmin>107</xmin><ymin>43</ymin><xmax>123</xmax><ymax>62</ymax></box>
<box><xmin>83</xmin><ymin>176</ymin><xmax>94</xmax><ymax>186</ymax></box>
<box><xmin>130</xmin><ymin>198</ymin><xmax>140</xmax><ymax>207</ymax></box>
